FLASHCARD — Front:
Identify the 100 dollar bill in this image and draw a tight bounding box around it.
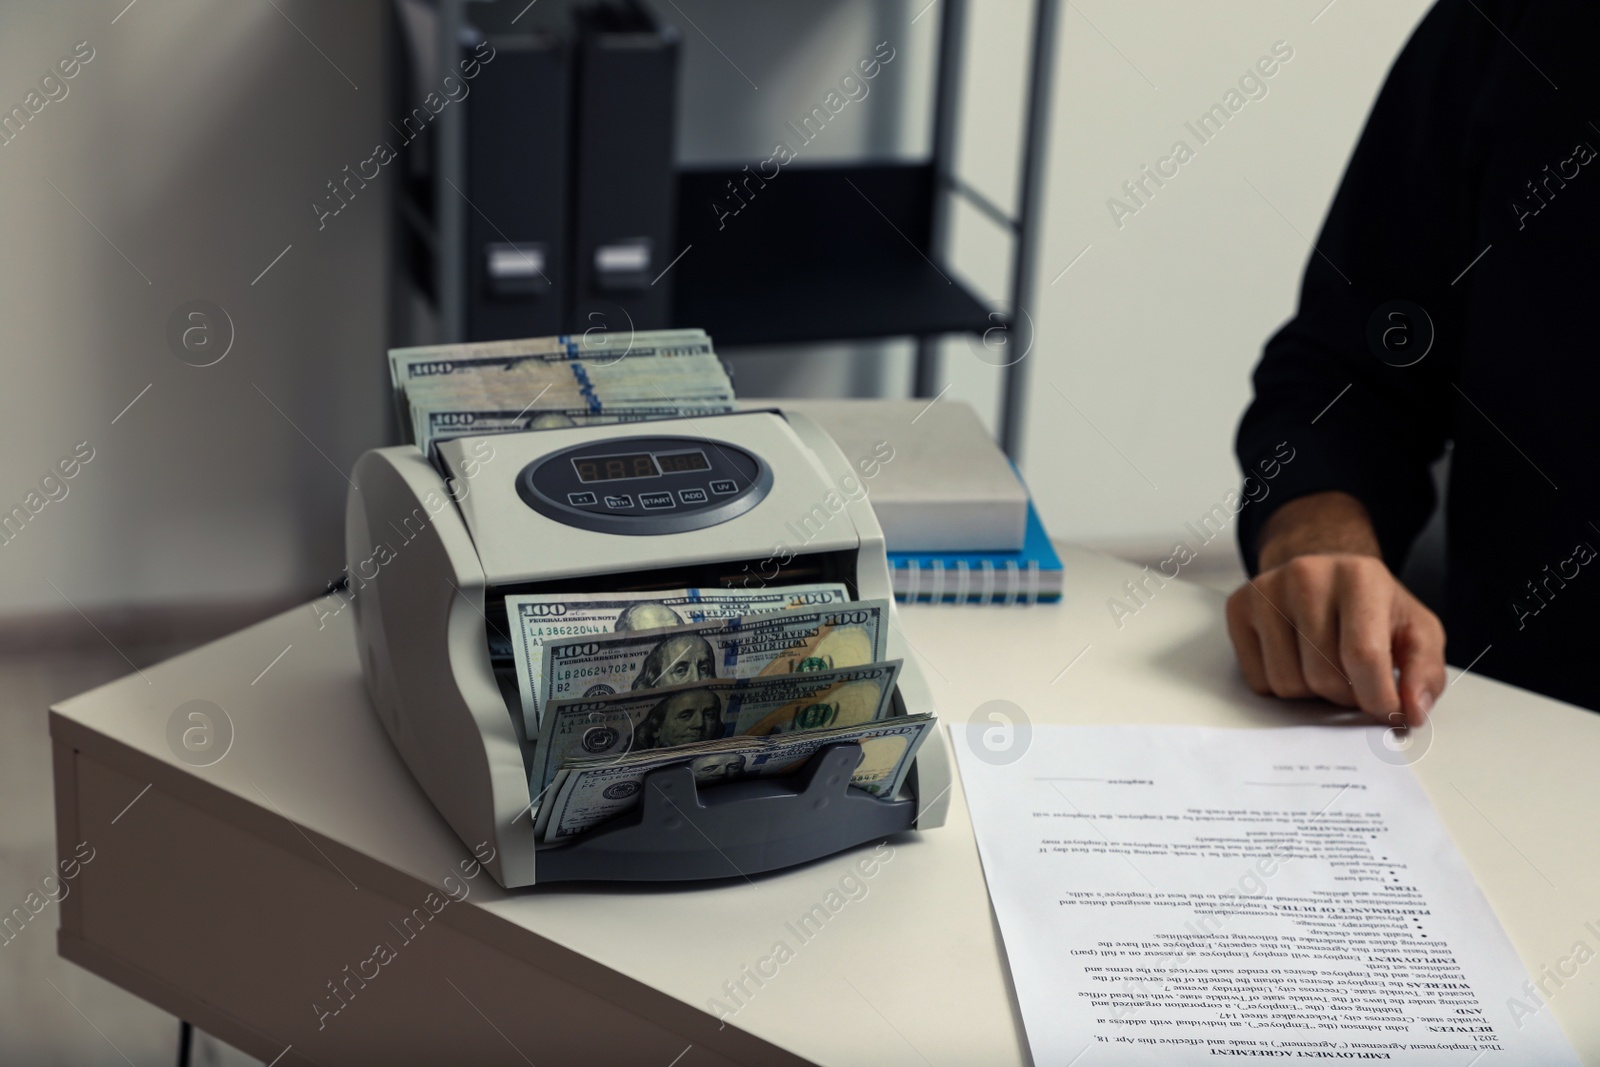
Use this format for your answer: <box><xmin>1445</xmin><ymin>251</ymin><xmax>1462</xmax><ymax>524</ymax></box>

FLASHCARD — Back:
<box><xmin>529</xmin><ymin>661</ymin><xmax>903</xmax><ymax>797</ymax></box>
<box><xmin>395</xmin><ymin>348</ymin><xmax>728</xmax><ymax>399</ymax></box>
<box><xmin>388</xmin><ymin>332</ymin><xmax>733</xmax><ymax>447</ymax></box>
<box><xmin>388</xmin><ymin>330</ymin><xmax>711</xmax><ymax>389</ymax></box>
<box><xmin>533</xmin><ymin>600</ymin><xmax>891</xmax><ymax>728</ymax></box>
<box><xmin>538</xmin><ymin>713</ymin><xmax>934</xmax><ymax>842</ymax></box>
<box><xmin>506</xmin><ymin>585</ymin><xmax>854</xmax><ymax>732</ymax></box>
<box><xmin>414</xmin><ymin>402</ymin><xmax>735</xmax><ymax>451</ymax></box>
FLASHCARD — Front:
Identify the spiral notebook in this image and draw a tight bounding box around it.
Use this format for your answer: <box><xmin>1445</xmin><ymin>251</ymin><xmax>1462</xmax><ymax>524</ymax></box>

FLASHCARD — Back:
<box><xmin>889</xmin><ymin>499</ymin><xmax>1062</xmax><ymax>604</ymax></box>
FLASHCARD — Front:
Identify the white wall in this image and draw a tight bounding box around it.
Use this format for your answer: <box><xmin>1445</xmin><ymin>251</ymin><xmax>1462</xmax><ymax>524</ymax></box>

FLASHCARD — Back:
<box><xmin>1004</xmin><ymin>0</ymin><xmax>1434</xmax><ymax>558</ymax></box>
<box><xmin>0</xmin><ymin>0</ymin><xmax>389</xmax><ymax>614</ymax></box>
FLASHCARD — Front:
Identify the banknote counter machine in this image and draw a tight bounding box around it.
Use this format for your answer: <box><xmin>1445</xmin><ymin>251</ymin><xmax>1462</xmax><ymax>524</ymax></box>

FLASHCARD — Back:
<box><xmin>346</xmin><ymin>412</ymin><xmax>951</xmax><ymax>888</ymax></box>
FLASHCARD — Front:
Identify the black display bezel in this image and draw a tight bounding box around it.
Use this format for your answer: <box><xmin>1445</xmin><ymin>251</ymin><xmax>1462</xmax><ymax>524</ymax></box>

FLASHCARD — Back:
<box><xmin>517</xmin><ymin>435</ymin><xmax>772</xmax><ymax>536</ymax></box>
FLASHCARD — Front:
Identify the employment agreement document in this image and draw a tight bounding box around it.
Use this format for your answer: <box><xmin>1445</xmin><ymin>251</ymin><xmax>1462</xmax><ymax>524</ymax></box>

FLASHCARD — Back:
<box><xmin>955</xmin><ymin>725</ymin><xmax>1579</xmax><ymax>1064</ymax></box>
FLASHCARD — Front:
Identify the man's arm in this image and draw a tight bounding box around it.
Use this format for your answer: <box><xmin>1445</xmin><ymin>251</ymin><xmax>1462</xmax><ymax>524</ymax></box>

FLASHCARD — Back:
<box><xmin>1237</xmin><ymin>0</ymin><xmax>1510</xmax><ymax>571</ymax></box>
<box><xmin>1227</xmin><ymin>492</ymin><xmax>1445</xmax><ymax>727</ymax></box>
<box><xmin>1254</xmin><ymin>492</ymin><xmax>1379</xmax><ymax>569</ymax></box>
<box><xmin>1228</xmin><ymin>1</ymin><xmax>1521</xmax><ymax>721</ymax></box>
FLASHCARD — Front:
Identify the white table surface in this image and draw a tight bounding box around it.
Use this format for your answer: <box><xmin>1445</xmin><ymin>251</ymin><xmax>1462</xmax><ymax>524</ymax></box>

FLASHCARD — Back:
<box><xmin>50</xmin><ymin>546</ymin><xmax>1600</xmax><ymax>1064</ymax></box>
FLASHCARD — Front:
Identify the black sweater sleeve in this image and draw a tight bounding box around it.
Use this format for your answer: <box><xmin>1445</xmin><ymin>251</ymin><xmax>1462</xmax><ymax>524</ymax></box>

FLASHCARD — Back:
<box><xmin>1235</xmin><ymin>0</ymin><xmax>1517</xmax><ymax>573</ymax></box>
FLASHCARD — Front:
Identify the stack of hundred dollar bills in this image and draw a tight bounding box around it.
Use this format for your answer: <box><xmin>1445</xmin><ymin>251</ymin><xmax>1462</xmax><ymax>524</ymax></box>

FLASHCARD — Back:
<box><xmin>504</xmin><ymin>585</ymin><xmax>933</xmax><ymax>843</ymax></box>
<box><xmin>387</xmin><ymin>328</ymin><xmax>735</xmax><ymax>452</ymax></box>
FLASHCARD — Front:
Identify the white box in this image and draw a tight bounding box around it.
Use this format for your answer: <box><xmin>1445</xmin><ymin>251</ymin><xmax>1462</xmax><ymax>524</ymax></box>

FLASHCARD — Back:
<box><xmin>743</xmin><ymin>398</ymin><xmax>1029</xmax><ymax>552</ymax></box>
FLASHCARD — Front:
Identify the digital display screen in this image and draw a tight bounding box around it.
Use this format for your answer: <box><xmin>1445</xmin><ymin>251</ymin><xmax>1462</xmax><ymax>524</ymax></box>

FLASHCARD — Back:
<box><xmin>656</xmin><ymin>450</ymin><xmax>711</xmax><ymax>474</ymax></box>
<box><xmin>572</xmin><ymin>452</ymin><xmax>661</xmax><ymax>482</ymax></box>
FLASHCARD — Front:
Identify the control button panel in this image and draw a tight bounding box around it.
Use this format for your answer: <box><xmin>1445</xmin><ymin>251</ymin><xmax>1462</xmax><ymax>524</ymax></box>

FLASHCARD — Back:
<box><xmin>518</xmin><ymin>434</ymin><xmax>773</xmax><ymax>536</ymax></box>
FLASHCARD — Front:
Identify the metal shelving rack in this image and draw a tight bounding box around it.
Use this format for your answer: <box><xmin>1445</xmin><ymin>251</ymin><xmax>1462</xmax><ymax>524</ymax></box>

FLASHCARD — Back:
<box><xmin>388</xmin><ymin>0</ymin><xmax>1058</xmax><ymax>455</ymax></box>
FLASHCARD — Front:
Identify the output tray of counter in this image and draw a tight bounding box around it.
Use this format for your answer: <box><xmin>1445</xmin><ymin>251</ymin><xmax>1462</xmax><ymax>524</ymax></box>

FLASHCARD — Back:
<box><xmin>742</xmin><ymin>398</ymin><xmax>1028</xmax><ymax>553</ymax></box>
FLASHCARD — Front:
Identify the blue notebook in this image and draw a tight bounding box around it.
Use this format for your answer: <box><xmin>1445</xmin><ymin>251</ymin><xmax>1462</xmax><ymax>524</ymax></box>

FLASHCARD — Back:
<box><xmin>888</xmin><ymin>498</ymin><xmax>1062</xmax><ymax>604</ymax></box>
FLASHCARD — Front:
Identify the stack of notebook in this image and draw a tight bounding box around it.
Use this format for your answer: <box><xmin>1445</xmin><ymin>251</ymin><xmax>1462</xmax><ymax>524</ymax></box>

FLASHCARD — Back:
<box><xmin>890</xmin><ymin>497</ymin><xmax>1062</xmax><ymax>604</ymax></box>
<box><xmin>741</xmin><ymin>398</ymin><xmax>1062</xmax><ymax>604</ymax></box>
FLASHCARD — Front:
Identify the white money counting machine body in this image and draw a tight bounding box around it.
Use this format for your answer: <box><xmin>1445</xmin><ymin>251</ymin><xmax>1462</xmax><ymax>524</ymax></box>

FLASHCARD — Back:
<box><xmin>346</xmin><ymin>411</ymin><xmax>951</xmax><ymax>888</ymax></box>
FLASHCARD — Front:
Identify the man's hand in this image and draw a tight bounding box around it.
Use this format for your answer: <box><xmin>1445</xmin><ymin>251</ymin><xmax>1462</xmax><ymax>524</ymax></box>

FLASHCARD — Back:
<box><xmin>1225</xmin><ymin>492</ymin><xmax>1446</xmax><ymax>726</ymax></box>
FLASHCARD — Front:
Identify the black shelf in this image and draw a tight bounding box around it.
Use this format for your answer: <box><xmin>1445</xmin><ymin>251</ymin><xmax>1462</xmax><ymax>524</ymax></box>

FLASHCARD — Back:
<box><xmin>387</xmin><ymin>0</ymin><xmax>1060</xmax><ymax>453</ymax></box>
<box><xmin>670</xmin><ymin>163</ymin><xmax>996</xmax><ymax>347</ymax></box>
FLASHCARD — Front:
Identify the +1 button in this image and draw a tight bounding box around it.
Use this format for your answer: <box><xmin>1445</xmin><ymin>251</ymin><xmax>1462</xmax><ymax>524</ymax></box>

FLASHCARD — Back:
<box><xmin>567</xmin><ymin>491</ymin><xmax>598</xmax><ymax>507</ymax></box>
